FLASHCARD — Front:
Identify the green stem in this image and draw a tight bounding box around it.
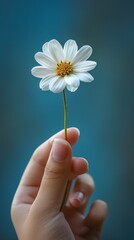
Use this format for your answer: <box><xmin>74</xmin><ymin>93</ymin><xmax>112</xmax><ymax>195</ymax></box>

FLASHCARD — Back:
<box><xmin>60</xmin><ymin>90</ymin><xmax>68</xmax><ymax>211</ymax></box>
<box><xmin>62</xmin><ymin>90</ymin><xmax>68</xmax><ymax>140</ymax></box>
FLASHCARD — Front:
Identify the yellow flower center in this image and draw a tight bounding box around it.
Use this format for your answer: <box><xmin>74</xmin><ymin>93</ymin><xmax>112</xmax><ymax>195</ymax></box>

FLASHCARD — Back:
<box><xmin>56</xmin><ymin>61</ymin><xmax>73</xmax><ymax>77</ymax></box>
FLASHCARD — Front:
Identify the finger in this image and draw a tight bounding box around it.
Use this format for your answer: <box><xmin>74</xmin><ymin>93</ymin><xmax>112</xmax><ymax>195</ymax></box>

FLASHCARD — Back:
<box><xmin>64</xmin><ymin>158</ymin><xmax>89</xmax><ymax>206</ymax></box>
<box><xmin>32</xmin><ymin>138</ymin><xmax>72</xmax><ymax>215</ymax></box>
<box><xmin>70</xmin><ymin>157</ymin><xmax>89</xmax><ymax>180</ymax></box>
<box><xmin>69</xmin><ymin>174</ymin><xmax>95</xmax><ymax>213</ymax></box>
<box><xmin>84</xmin><ymin>200</ymin><xmax>108</xmax><ymax>239</ymax></box>
<box><xmin>20</xmin><ymin>127</ymin><xmax>80</xmax><ymax>187</ymax></box>
<box><xmin>57</xmin><ymin>157</ymin><xmax>89</xmax><ymax>207</ymax></box>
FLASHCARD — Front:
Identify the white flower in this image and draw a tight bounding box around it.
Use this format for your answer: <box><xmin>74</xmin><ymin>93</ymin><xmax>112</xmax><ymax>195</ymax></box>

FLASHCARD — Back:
<box><xmin>31</xmin><ymin>39</ymin><xmax>97</xmax><ymax>93</ymax></box>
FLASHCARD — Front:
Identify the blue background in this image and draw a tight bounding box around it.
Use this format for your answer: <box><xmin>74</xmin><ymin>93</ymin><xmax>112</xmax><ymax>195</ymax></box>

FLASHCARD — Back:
<box><xmin>1</xmin><ymin>0</ymin><xmax>134</xmax><ymax>239</ymax></box>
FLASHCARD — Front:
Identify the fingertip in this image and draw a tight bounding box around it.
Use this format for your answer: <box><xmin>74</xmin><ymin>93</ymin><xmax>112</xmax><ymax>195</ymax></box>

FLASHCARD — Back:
<box><xmin>90</xmin><ymin>200</ymin><xmax>108</xmax><ymax>222</ymax></box>
<box><xmin>64</xmin><ymin>127</ymin><xmax>80</xmax><ymax>145</ymax></box>
<box><xmin>49</xmin><ymin>127</ymin><xmax>80</xmax><ymax>146</ymax></box>
<box><xmin>70</xmin><ymin>191</ymin><xmax>85</xmax><ymax>208</ymax></box>
<box><xmin>71</xmin><ymin>127</ymin><xmax>80</xmax><ymax>137</ymax></box>
<box><xmin>71</xmin><ymin>157</ymin><xmax>89</xmax><ymax>175</ymax></box>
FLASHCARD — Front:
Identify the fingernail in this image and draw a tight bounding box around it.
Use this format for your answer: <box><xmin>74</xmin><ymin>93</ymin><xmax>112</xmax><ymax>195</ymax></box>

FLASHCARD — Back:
<box><xmin>52</xmin><ymin>138</ymin><xmax>68</xmax><ymax>161</ymax></box>
<box><xmin>73</xmin><ymin>192</ymin><xmax>84</xmax><ymax>203</ymax></box>
<box><xmin>82</xmin><ymin>158</ymin><xmax>89</xmax><ymax>168</ymax></box>
<box><xmin>73</xmin><ymin>127</ymin><xmax>80</xmax><ymax>136</ymax></box>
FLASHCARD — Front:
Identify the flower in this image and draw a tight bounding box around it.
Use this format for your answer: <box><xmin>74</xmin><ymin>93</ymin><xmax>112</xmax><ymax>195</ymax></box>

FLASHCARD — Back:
<box><xmin>31</xmin><ymin>39</ymin><xmax>97</xmax><ymax>93</ymax></box>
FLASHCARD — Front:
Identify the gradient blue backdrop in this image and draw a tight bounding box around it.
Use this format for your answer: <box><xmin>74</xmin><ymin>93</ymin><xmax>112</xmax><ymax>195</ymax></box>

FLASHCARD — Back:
<box><xmin>1</xmin><ymin>0</ymin><xmax>134</xmax><ymax>239</ymax></box>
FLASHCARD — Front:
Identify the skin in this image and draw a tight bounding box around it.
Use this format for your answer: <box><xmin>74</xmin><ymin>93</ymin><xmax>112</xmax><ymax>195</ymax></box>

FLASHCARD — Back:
<box><xmin>11</xmin><ymin>128</ymin><xmax>108</xmax><ymax>240</ymax></box>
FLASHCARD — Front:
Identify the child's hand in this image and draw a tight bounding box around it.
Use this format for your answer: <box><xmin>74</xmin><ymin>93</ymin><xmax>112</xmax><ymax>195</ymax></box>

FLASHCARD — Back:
<box><xmin>11</xmin><ymin>128</ymin><xmax>107</xmax><ymax>240</ymax></box>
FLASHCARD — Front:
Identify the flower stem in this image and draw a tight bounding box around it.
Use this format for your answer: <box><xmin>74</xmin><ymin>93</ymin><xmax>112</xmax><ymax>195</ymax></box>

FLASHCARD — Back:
<box><xmin>60</xmin><ymin>90</ymin><xmax>68</xmax><ymax>211</ymax></box>
<box><xmin>62</xmin><ymin>90</ymin><xmax>68</xmax><ymax>140</ymax></box>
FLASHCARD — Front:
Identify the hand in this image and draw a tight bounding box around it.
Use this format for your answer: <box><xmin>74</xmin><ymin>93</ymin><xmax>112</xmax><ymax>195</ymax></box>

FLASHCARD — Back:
<box><xmin>11</xmin><ymin>128</ymin><xmax>107</xmax><ymax>240</ymax></box>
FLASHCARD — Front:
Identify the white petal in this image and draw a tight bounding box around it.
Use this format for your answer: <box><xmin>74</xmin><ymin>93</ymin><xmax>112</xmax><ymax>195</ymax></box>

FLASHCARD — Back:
<box><xmin>75</xmin><ymin>72</ymin><xmax>94</xmax><ymax>82</ymax></box>
<box><xmin>39</xmin><ymin>75</ymin><xmax>55</xmax><ymax>90</ymax></box>
<box><xmin>42</xmin><ymin>42</ymin><xmax>50</xmax><ymax>57</ymax></box>
<box><xmin>74</xmin><ymin>61</ymin><xmax>97</xmax><ymax>72</ymax></box>
<box><xmin>66</xmin><ymin>84</ymin><xmax>79</xmax><ymax>92</ymax></box>
<box><xmin>48</xmin><ymin>39</ymin><xmax>64</xmax><ymax>63</ymax></box>
<box><xmin>31</xmin><ymin>66</ymin><xmax>55</xmax><ymax>78</ymax></box>
<box><xmin>35</xmin><ymin>52</ymin><xmax>56</xmax><ymax>67</ymax></box>
<box><xmin>49</xmin><ymin>76</ymin><xmax>66</xmax><ymax>93</ymax></box>
<box><xmin>63</xmin><ymin>40</ymin><xmax>78</xmax><ymax>61</ymax></box>
<box><xmin>72</xmin><ymin>45</ymin><xmax>92</xmax><ymax>64</ymax></box>
<box><xmin>64</xmin><ymin>74</ymin><xmax>80</xmax><ymax>88</ymax></box>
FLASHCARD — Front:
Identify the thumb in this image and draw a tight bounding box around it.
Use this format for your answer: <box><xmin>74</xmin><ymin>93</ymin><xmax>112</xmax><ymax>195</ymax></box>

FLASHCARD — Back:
<box><xmin>33</xmin><ymin>138</ymin><xmax>72</xmax><ymax>215</ymax></box>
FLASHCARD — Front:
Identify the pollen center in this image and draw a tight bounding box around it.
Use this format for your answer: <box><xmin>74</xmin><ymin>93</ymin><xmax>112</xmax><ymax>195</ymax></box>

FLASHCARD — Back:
<box><xmin>56</xmin><ymin>61</ymin><xmax>73</xmax><ymax>77</ymax></box>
